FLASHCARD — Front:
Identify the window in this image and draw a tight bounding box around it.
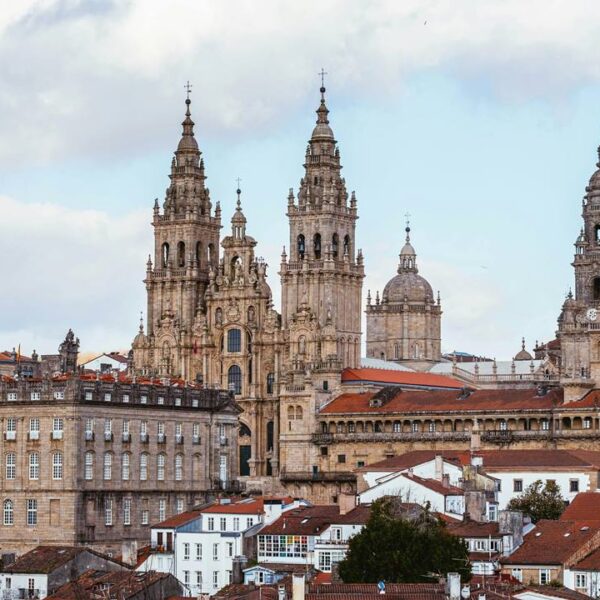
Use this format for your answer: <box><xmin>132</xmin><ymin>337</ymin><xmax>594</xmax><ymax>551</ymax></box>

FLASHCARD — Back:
<box><xmin>122</xmin><ymin>453</ymin><xmax>130</xmax><ymax>480</ymax></box>
<box><xmin>30</xmin><ymin>392</ymin><xmax>40</xmax><ymax>401</ymax></box>
<box><xmin>332</xmin><ymin>233</ymin><xmax>339</xmax><ymax>258</ymax></box>
<box><xmin>233</xmin><ymin>517</ymin><xmax>240</xmax><ymax>531</ymax></box>
<box><xmin>196</xmin><ymin>571</ymin><xmax>202</xmax><ymax>587</ymax></box>
<box><xmin>122</xmin><ymin>394</ymin><xmax>129</xmax><ymax>403</ymax></box>
<box><xmin>85</xmin><ymin>452</ymin><xmax>94</xmax><ymax>480</ymax></box>
<box><xmin>157</xmin><ymin>396</ymin><xmax>164</xmax><ymax>405</ymax></box>
<box><xmin>104</xmin><ymin>393</ymin><xmax>111</xmax><ymax>402</ymax></box>
<box><xmin>123</xmin><ymin>498</ymin><xmax>131</xmax><ymax>525</ymax></box>
<box><xmin>3</xmin><ymin>500</ymin><xmax>13</xmax><ymax>525</ymax></box>
<box><xmin>84</xmin><ymin>390</ymin><xmax>93</xmax><ymax>401</ymax></box>
<box><xmin>428</xmin><ymin>422</ymin><xmax>436</xmax><ymax>432</ymax></box>
<box><xmin>313</xmin><ymin>232</ymin><xmax>322</xmax><ymax>259</ymax></box>
<box><xmin>297</xmin><ymin>234</ymin><xmax>305</xmax><ymax>259</ymax></box>
<box><xmin>513</xmin><ymin>479</ymin><xmax>523</xmax><ymax>493</ymax></box>
<box><xmin>105</xmin><ymin>498</ymin><xmax>113</xmax><ymax>526</ymax></box>
<box><xmin>157</xmin><ymin>454</ymin><xmax>165</xmax><ymax>481</ymax></box>
<box><xmin>103</xmin><ymin>453</ymin><xmax>112</xmax><ymax>480</ymax></box>
<box><xmin>6</xmin><ymin>392</ymin><xmax>16</xmax><ymax>401</ymax></box>
<box><xmin>338</xmin><ymin>454</ymin><xmax>346</xmax><ymax>464</ymax></box>
<box><xmin>26</xmin><ymin>499</ymin><xmax>37</xmax><ymax>526</ymax></box>
<box><xmin>5</xmin><ymin>453</ymin><xmax>15</xmax><ymax>480</ymax></box>
<box><xmin>258</xmin><ymin>534</ymin><xmax>309</xmax><ymax>559</ymax></box>
<box><xmin>157</xmin><ymin>421</ymin><xmax>165</xmax><ymax>441</ymax></box>
<box><xmin>541</xmin><ymin>419</ymin><xmax>550</xmax><ymax>431</ymax></box>
<box><xmin>104</xmin><ymin>418</ymin><xmax>112</xmax><ymax>440</ymax></box>
<box><xmin>208</xmin><ymin>517</ymin><xmax>214</xmax><ymax>531</ymax></box>
<box><xmin>357</xmin><ymin>460</ymin><xmax>365</xmax><ymax>468</ymax></box>
<box><xmin>122</xmin><ymin>419</ymin><xmax>130</xmax><ymax>437</ymax></box>
<box><xmin>393</xmin><ymin>422</ymin><xmax>401</xmax><ymax>433</ymax></box>
<box><xmin>411</xmin><ymin>422</ymin><xmax>419</xmax><ymax>433</ymax></box>
<box><xmin>29</xmin><ymin>418</ymin><xmax>40</xmax><ymax>433</ymax></box>
<box><xmin>175</xmin><ymin>422</ymin><xmax>182</xmax><ymax>439</ymax></box>
<box><xmin>141</xmin><ymin>509</ymin><xmax>149</xmax><ymax>525</ymax></box>
<box><xmin>228</xmin><ymin>365</ymin><xmax>242</xmax><ymax>394</ymax></box>
<box><xmin>195</xmin><ymin>543</ymin><xmax>202</xmax><ymax>560</ymax></box>
<box><xmin>183</xmin><ymin>542</ymin><xmax>190</xmax><ymax>560</ymax></box>
<box><xmin>159</xmin><ymin>499</ymin><xmax>166</xmax><ymax>522</ymax></box>
<box><xmin>28</xmin><ymin>579</ymin><xmax>34</xmax><ymax>596</ymax></box>
<box><xmin>140</xmin><ymin>453</ymin><xmax>148</xmax><ymax>481</ymax></box>
<box><xmin>6</xmin><ymin>417</ymin><xmax>16</xmax><ymax>432</ymax></box>
<box><xmin>267</xmin><ymin>373</ymin><xmax>275</xmax><ymax>395</ymax></box>
<box><xmin>220</xmin><ymin>517</ymin><xmax>226</xmax><ymax>530</ymax></box>
<box><xmin>140</xmin><ymin>395</ymin><xmax>147</xmax><ymax>404</ymax></box>
<box><xmin>52</xmin><ymin>452</ymin><xmax>63</xmax><ymax>480</ymax></box>
<box><xmin>175</xmin><ymin>454</ymin><xmax>183</xmax><ymax>481</ymax></box>
<box><xmin>193</xmin><ymin>422</ymin><xmax>200</xmax><ymax>443</ymax></box>
<box><xmin>348</xmin><ymin>422</ymin><xmax>356</xmax><ymax>433</ymax></box>
<box><xmin>176</xmin><ymin>498</ymin><xmax>184</xmax><ymax>514</ymax></box>
<box><xmin>499</xmin><ymin>420</ymin><xmax>507</xmax><ymax>431</ymax></box>
<box><xmin>246</xmin><ymin>517</ymin><xmax>253</xmax><ymax>528</ymax></box>
<box><xmin>29</xmin><ymin>453</ymin><xmax>39</xmax><ymax>480</ymax></box>
<box><xmin>584</xmin><ymin>417</ymin><xmax>592</xmax><ymax>429</ymax></box>
<box><xmin>539</xmin><ymin>569</ymin><xmax>551</xmax><ymax>585</ymax></box>
<box><xmin>213</xmin><ymin>543</ymin><xmax>219</xmax><ymax>560</ymax></box>
<box><xmin>570</xmin><ymin>479</ymin><xmax>580</xmax><ymax>493</ymax></box>
<box><xmin>321</xmin><ymin>446</ymin><xmax>328</xmax><ymax>456</ymax></box>
<box><xmin>183</xmin><ymin>571</ymin><xmax>190</xmax><ymax>585</ymax></box>
<box><xmin>576</xmin><ymin>573</ymin><xmax>587</xmax><ymax>588</ymax></box>
<box><xmin>85</xmin><ymin>417</ymin><xmax>94</xmax><ymax>432</ymax></box>
<box><xmin>488</xmin><ymin>504</ymin><xmax>498</xmax><ymax>521</ymax></box>
<box><xmin>227</xmin><ymin>329</ymin><xmax>242</xmax><ymax>352</ymax></box>
<box><xmin>227</xmin><ymin>542</ymin><xmax>234</xmax><ymax>557</ymax></box>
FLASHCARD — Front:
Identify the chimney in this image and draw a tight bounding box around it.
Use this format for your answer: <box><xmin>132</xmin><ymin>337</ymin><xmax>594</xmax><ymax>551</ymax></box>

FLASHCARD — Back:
<box><xmin>446</xmin><ymin>573</ymin><xmax>461</xmax><ymax>600</ymax></box>
<box><xmin>292</xmin><ymin>573</ymin><xmax>306</xmax><ymax>600</ymax></box>
<box><xmin>434</xmin><ymin>455</ymin><xmax>444</xmax><ymax>481</ymax></box>
<box><xmin>339</xmin><ymin>492</ymin><xmax>356</xmax><ymax>516</ymax></box>
<box><xmin>121</xmin><ymin>541</ymin><xmax>138</xmax><ymax>567</ymax></box>
<box><xmin>442</xmin><ymin>474</ymin><xmax>450</xmax><ymax>488</ymax></box>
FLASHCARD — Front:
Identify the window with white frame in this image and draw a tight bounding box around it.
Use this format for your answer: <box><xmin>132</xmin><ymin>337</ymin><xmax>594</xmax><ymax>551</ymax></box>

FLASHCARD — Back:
<box><xmin>576</xmin><ymin>573</ymin><xmax>587</xmax><ymax>588</ymax></box>
<box><xmin>29</xmin><ymin>418</ymin><xmax>40</xmax><ymax>434</ymax></box>
<box><xmin>196</xmin><ymin>543</ymin><xmax>202</xmax><ymax>560</ymax></box>
<box><xmin>6</xmin><ymin>392</ymin><xmax>16</xmax><ymax>401</ymax></box>
<box><xmin>318</xmin><ymin>550</ymin><xmax>346</xmax><ymax>572</ymax></box>
<box><xmin>84</xmin><ymin>390</ymin><xmax>93</xmax><ymax>401</ymax></box>
<box><xmin>140</xmin><ymin>420</ymin><xmax>147</xmax><ymax>436</ymax></box>
<box><xmin>122</xmin><ymin>453</ymin><xmax>130</xmax><ymax>480</ymax></box>
<box><xmin>157</xmin><ymin>396</ymin><xmax>164</xmax><ymax>405</ymax></box>
<box><xmin>123</xmin><ymin>498</ymin><xmax>131</xmax><ymax>526</ymax></box>
<box><xmin>541</xmin><ymin>419</ymin><xmax>550</xmax><ymax>430</ymax></box>
<box><xmin>213</xmin><ymin>543</ymin><xmax>219</xmax><ymax>560</ymax></box>
<box><xmin>196</xmin><ymin>571</ymin><xmax>202</xmax><ymax>587</ymax></box>
<box><xmin>213</xmin><ymin>571</ymin><xmax>219</xmax><ymax>589</ymax></box>
<box><xmin>53</xmin><ymin>390</ymin><xmax>64</xmax><ymax>400</ymax></box>
<box><xmin>193</xmin><ymin>422</ymin><xmax>200</xmax><ymax>442</ymax></box>
<box><xmin>85</xmin><ymin>418</ymin><xmax>94</xmax><ymax>434</ymax></box>
<box><xmin>183</xmin><ymin>543</ymin><xmax>190</xmax><ymax>560</ymax></box>
<box><xmin>499</xmin><ymin>420</ymin><xmax>507</xmax><ymax>430</ymax></box>
<box><xmin>258</xmin><ymin>534</ymin><xmax>309</xmax><ymax>558</ymax></box>
<box><xmin>3</xmin><ymin>499</ymin><xmax>13</xmax><ymax>525</ymax></box>
<box><xmin>30</xmin><ymin>392</ymin><xmax>40</xmax><ymax>401</ymax></box>
<box><xmin>158</xmin><ymin>421</ymin><xmax>165</xmax><ymax>436</ymax></box>
<box><xmin>103</xmin><ymin>452</ymin><xmax>112</xmax><ymax>480</ymax></box>
<box><xmin>104</xmin><ymin>418</ymin><xmax>112</xmax><ymax>436</ymax></box>
<box><xmin>233</xmin><ymin>517</ymin><xmax>240</xmax><ymax>531</ymax></box>
<box><xmin>53</xmin><ymin>417</ymin><xmax>63</xmax><ymax>435</ymax></box>
<box><xmin>584</xmin><ymin>417</ymin><xmax>592</xmax><ymax>430</ymax></box>
<box><xmin>29</xmin><ymin>453</ymin><xmax>39</xmax><ymax>480</ymax></box>
<box><xmin>122</xmin><ymin>394</ymin><xmax>129</xmax><ymax>403</ymax></box>
<box><xmin>227</xmin><ymin>542</ymin><xmax>233</xmax><ymax>557</ymax></box>
<box><xmin>141</xmin><ymin>509</ymin><xmax>149</xmax><ymax>525</ymax></box>
<box><xmin>208</xmin><ymin>517</ymin><xmax>214</xmax><ymax>531</ymax></box>
<box><xmin>6</xmin><ymin>417</ymin><xmax>16</xmax><ymax>433</ymax></box>
<box><xmin>220</xmin><ymin>517</ymin><xmax>226</xmax><ymax>530</ymax></box>
<box><xmin>393</xmin><ymin>422</ymin><xmax>401</xmax><ymax>433</ymax></box>
<box><xmin>122</xmin><ymin>419</ymin><xmax>130</xmax><ymax>435</ymax></box>
<box><xmin>5</xmin><ymin>453</ymin><xmax>15</xmax><ymax>480</ymax></box>
<box><xmin>26</xmin><ymin>499</ymin><xmax>37</xmax><ymax>526</ymax></box>
<box><xmin>140</xmin><ymin>453</ymin><xmax>148</xmax><ymax>481</ymax></box>
<box><xmin>428</xmin><ymin>422</ymin><xmax>436</xmax><ymax>432</ymax></box>
<box><xmin>176</xmin><ymin>498</ymin><xmax>184</xmax><ymax>514</ymax></box>
<box><xmin>52</xmin><ymin>452</ymin><xmax>63</xmax><ymax>480</ymax></box>
<box><xmin>159</xmin><ymin>498</ymin><xmax>166</xmax><ymax>522</ymax></box>
<box><xmin>140</xmin><ymin>394</ymin><xmax>147</xmax><ymax>404</ymax></box>
<box><xmin>85</xmin><ymin>451</ymin><xmax>94</xmax><ymax>480</ymax></box>
<box><xmin>105</xmin><ymin>498</ymin><xmax>113</xmax><ymax>526</ymax></box>
<box><xmin>157</xmin><ymin>454</ymin><xmax>165</xmax><ymax>481</ymax></box>
<box><xmin>246</xmin><ymin>517</ymin><xmax>253</xmax><ymax>528</ymax></box>
<box><xmin>175</xmin><ymin>454</ymin><xmax>183</xmax><ymax>481</ymax></box>
<box><xmin>104</xmin><ymin>393</ymin><xmax>111</xmax><ymax>402</ymax></box>
<box><xmin>539</xmin><ymin>569</ymin><xmax>551</xmax><ymax>585</ymax></box>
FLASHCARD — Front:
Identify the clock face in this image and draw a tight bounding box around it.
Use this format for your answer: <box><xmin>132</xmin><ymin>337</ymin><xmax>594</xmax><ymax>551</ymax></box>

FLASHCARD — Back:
<box><xmin>587</xmin><ymin>308</ymin><xmax>598</xmax><ymax>322</ymax></box>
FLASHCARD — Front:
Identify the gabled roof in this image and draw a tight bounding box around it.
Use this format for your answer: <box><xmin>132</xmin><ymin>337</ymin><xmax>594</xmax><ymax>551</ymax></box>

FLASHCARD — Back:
<box><xmin>341</xmin><ymin>367</ymin><xmax>463</xmax><ymax>390</ymax></box>
<box><xmin>501</xmin><ymin>520</ymin><xmax>600</xmax><ymax>566</ymax></box>
<box><xmin>399</xmin><ymin>473</ymin><xmax>463</xmax><ymax>496</ymax></box>
<box><xmin>320</xmin><ymin>387</ymin><xmax>562</xmax><ymax>415</ymax></box>
<box><xmin>202</xmin><ymin>498</ymin><xmax>266</xmax><ymax>515</ymax></box>
<box><xmin>333</xmin><ymin>504</ymin><xmax>371</xmax><ymax>525</ymax></box>
<box><xmin>152</xmin><ymin>510</ymin><xmax>202</xmax><ymax>529</ymax></box>
<box><xmin>561</xmin><ymin>493</ymin><xmax>600</xmax><ymax>521</ymax></box>
<box><xmin>356</xmin><ymin>450</ymin><xmax>463</xmax><ymax>472</ymax></box>
<box><xmin>448</xmin><ymin>519</ymin><xmax>500</xmax><ymax>538</ymax></box>
<box><xmin>574</xmin><ymin>546</ymin><xmax>600</xmax><ymax>570</ymax></box>
<box><xmin>260</xmin><ymin>505</ymin><xmax>340</xmax><ymax>536</ymax></box>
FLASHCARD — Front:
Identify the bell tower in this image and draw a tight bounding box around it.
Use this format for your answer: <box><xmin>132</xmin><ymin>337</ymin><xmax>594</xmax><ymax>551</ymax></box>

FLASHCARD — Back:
<box><xmin>133</xmin><ymin>90</ymin><xmax>222</xmax><ymax>378</ymax></box>
<box><xmin>280</xmin><ymin>82</ymin><xmax>364</xmax><ymax>369</ymax></box>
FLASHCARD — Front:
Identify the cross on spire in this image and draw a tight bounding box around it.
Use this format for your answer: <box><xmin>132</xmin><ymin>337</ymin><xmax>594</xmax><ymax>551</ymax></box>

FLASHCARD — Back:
<box><xmin>184</xmin><ymin>80</ymin><xmax>193</xmax><ymax>100</ymax></box>
<box><xmin>319</xmin><ymin>68</ymin><xmax>328</xmax><ymax>88</ymax></box>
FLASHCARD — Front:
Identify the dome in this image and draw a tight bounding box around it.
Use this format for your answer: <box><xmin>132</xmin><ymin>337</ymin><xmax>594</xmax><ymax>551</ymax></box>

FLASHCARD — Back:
<box><xmin>382</xmin><ymin>271</ymin><xmax>434</xmax><ymax>304</ymax></box>
<box><xmin>514</xmin><ymin>338</ymin><xmax>533</xmax><ymax>361</ymax></box>
<box><xmin>177</xmin><ymin>132</ymin><xmax>199</xmax><ymax>153</ymax></box>
<box><xmin>311</xmin><ymin>122</ymin><xmax>334</xmax><ymax>140</ymax></box>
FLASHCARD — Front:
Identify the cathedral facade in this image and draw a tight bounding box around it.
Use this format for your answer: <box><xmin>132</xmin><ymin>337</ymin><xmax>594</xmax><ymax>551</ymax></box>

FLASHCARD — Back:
<box><xmin>132</xmin><ymin>84</ymin><xmax>364</xmax><ymax>485</ymax></box>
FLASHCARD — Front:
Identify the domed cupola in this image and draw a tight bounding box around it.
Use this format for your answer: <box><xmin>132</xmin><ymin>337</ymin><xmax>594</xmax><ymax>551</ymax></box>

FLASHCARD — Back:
<box><xmin>514</xmin><ymin>338</ymin><xmax>533</xmax><ymax>361</ymax></box>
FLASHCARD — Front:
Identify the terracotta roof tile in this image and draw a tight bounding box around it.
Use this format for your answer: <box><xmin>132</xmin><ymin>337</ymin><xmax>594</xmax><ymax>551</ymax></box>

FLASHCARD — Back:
<box><xmin>341</xmin><ymin>368</ymin><xmax>464</xmax><ymax>390</ymax></box>
<box><xmin>202</xmin><ymin>498</ymin><xmax>265</xmax><ymax>515</ymax></box>
<box><xmin>400</xmin><ymin>473</ymin><xmax>463</xmax><ymax>496</ymax></box>
<box><xmin>152</xmin><ymin>510</ymin><xmax>202</xmax><ymax>529</ymax></box>
<box><xmin>562</xmin><ymin>493</ymin><xmax>600</xmax><ymax>522</ymax></box>
<box><xmin>448</xmin><ymin>520</ymin><xmax>500</xmax><ymax>538</ymax></box>
<box><xmin>574</xmin><ymin>546</ymin><xmax>600</xmax><ymax>570</ymax></box>
<box><xmin>320</xmin><ymin>387</ymin><xmax>562</xmax><ymax>415</ymax></box>
<box><xmin>260</xmin><ymin>505</ymin><xmax>340</xmax><ymax>536</ymax></box>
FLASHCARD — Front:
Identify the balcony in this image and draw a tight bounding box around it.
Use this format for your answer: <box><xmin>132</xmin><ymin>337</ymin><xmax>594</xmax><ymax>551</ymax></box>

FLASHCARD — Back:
<box><xmin>213</xmin><ymin>478</ymin><xmax>245</xmax><ymax>493</ymax></box>
<box><xmin>280</xmin><ymin>469</ymin><xmax>357</xmax><ymax>483</ymax></box>
<box><xmin>175</xmin><ymin>434</ymin><xmax>184</xmax><ymax>445</ymax></box>
<box><xmin>4</xmin><ymin>431</ymin><xmax>16</xmax><ymax>441</ymax></box>
<box><xmin>28</xmin><ymin>431</ymin><xmax>39</xmax><ymax>441</ymax></box>
<box><xmin>192</xmin><ymin>435</ymin><xmax>201</xmax><ymax>445</ymax></box>
<box><xmin>122</xmin><ymin>432</ymin><xmax>131</xmax><ymax>443</ymax></box>
<box><xmin>311</xmin><ymin>433</ymin><xmax>334</xmax><ymax>445</ymax></box>
<box><xmin>104</xmin><ymin>432</ymin><xmax>113</xmax><ymax>442</ymax></box>
<box><xmin>51</xmin><ymin>430</ymin><xmax>63</xmax><ymax>440</ymax></box>
<box><xmin>140</xmin><ymin>433</ymin><xmax>149</xmax><ymax>443</ymax></box>
<box><xmin>85</xmin><ymin>431</ymin><xmax>94</xmax><ymax>441</ymax></box>
<box><xmin>312</xmin><ymin>430</ymin><xmax>470</xmax><ymax>444</ymax></box>
<box><xmin>157</xmin><ymin>433</ymin><xmax>166</xmax><ymax>444</ymax></box>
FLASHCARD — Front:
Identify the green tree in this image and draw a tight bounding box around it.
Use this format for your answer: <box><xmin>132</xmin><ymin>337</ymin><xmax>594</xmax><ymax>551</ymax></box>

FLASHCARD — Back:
<box><xmin>507</xmin><ymin>480</ymin><xmax>565</xmax><ymax>523</ymax></box>
<box><xmin>337</xmin><ymin>498</ymin><xmax>470</xmax><ymax>583</ymax></box>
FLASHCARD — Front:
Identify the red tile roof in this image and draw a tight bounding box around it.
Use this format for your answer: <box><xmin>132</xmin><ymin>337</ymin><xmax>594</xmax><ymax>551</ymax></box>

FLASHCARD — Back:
<box><xmin>574</xmin><ymin>546</ymin><xmax>600</xmax><ymax>570</ymax></box>
<box><xmin>502</xmin><ymin>520</ymin><xmax>600</xmax><ymax>566</ymax></box>
<box><xmin>341</xmin><ymin>368</ymin><xmax>464</xmax><ymax>390</ymax></box>
<box><xmin>202</xmin><ymin>498</ymin><xmax>265</xmax><ymax>515</ymax></box>
<box><xmin>260</xmin><ymin>505</ymin><xmax>340</xmax><ymax>536</ymax></box>
<box><xmin>334</xmin><ymin>504</ymin><xmax>371</xmax><ymax>525</ymax></box>
<box><xmin>448</xmin><ymin>520</ymin><xmax>500</xmax><ymax>538</ymax></box>
<box><xmin>400</xmin><ymin>473</ymin><xmax>464</xmax><ymax>496</ymax></box>
<box><xmin>320</xmin><ymin>387</ymin><xmax>562</xmax><ymax>415</ymax></box>
<box><xmin>359</xmin><ymin>449</ymin><xmax>600</xmax><ymax>473</ymax></box>
<box><xmin>152</xmin><ymin>510</ymin><xmax>202</xmax><ymax>529</ymax></box>
<box><xmin>562</xmin><ymin>493</ymin><xmax>600</xmax><ymax>522</ymax></box>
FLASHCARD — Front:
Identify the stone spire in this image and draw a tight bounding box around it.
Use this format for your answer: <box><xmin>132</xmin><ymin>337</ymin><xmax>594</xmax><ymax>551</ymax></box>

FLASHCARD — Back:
<box><xmin>398</xmin><ymin>220</ymin><xmax>418</xmax><ymax>274</ymax></box>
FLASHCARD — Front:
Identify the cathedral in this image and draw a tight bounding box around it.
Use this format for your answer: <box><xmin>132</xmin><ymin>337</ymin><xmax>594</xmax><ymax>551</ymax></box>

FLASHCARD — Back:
<box><xmin>132</xmin><ymin>83</ymin><xmax>364</xmax><ymax>483</ymax></box>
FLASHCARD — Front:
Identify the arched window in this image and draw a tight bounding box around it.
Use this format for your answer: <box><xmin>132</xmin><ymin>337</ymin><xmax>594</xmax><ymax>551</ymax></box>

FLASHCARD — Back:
<box><xmin>122</xmin><ymin>453</ymin><xmax>130</xmax><ymax>481</ymax></box>
<box><xmin>208</xmin><ymin>243</ymin><xmax>215</xmax><ymax>265</ymax></box>
<box><xmin>175</xmin><ymin>454</ymin><xmax>184</xmax><ymax>481</ymax></box>
<box><xmin>52</xmin><ymin>452</ymin><xmax>63</xmax><ymax>480</ymax></box>
<box><xmin>3</xmin><ymin>499</ymin><xmax>13</xmax><ymax>526</ymax></box>
<box><xmin>228</xmin><ymin>365</ymin><xmax>242</xmax><ymax>394</ymax></box>
<box><xmin>343</xmin><ymin>234</ymin><xmax>350</xmax><ymax>256</ymax></box>
<box><xmin>247</xmin><ymin>332</ymin><xmax>253</xmax><ymax>354</ymax></box>
<box><xmin>594</xmin><ymin>277</ymin><xmax>600</xmax><ymax>301</ymax></box>
<box><xmin>332</xmin><ymin>233</ymin><xmax>339</xmax><ymax>258</ymax></box>
<box><xmin>162</xmin><ymin>242</ymin><xmax>170</xmax><ymax>267</ymax></box>
<box><xmin>266</xmin><ymin>373</ymin><xmax>275</xmax><ymax>395</ymax></box>
<box><xmin>103</xmin><ymin>452</ymin><xmax>112</xmax><ymax>480</ymax></box>
<box><xmin>227</xmin><ymin>329</ymin><xmax>242</xmax><ymax>353</ymax></box>
<box><xmin>295</xmin><ymin>406</ymin><xmax>303</xmax><ymax>420</ymax></box>
<box><xmin>288</xmin><ymin>406</ymin><xmax>295</xmax><ymax>420</ymax></box>
<box><xmin>157</xmin><ymin>454</ymin><xmax>166</xmax><ymax>481</ymax></box>
<box><xmin>266</xmin><ymin>421</ymin><xmax>274</xmax><ymax>451</ymax></box>
<box><xmin>314</xmin><ymin>233</ymin><xmax>322</xmax><ymax>259</ymax></box>
<box><xmin>177</xmin><ymin>241</ymin><xmax>185</xmax><ymax>267</ymax></box>
<box><xmin>5</xmin><ymin>453</ymin><xmax>15</xmax><ymax>480</ymax></box>
<box><xmin>29</xmin><ymin>453</ymin><xmax>39</xmax><ymax>480</ymax></box>
<box><xmin>297</xmin><ymin>234</ymin><xmax>306</xmax><ymax>259</ymax></box>
<box><xmin>240</xmin><ymin>423</ymin><xmax>251</xmax><ymax>437</ymax></box>
<box><xmin>139</xmin><ymin>453</ymin><xmax>148</xmax><ymax>481</ymax></box>
<box><xmin>195</xmin><ymin>241</ymin><xmax>202</xmax><ymax>265</ymax></box>
<box><xmin>84</xmin><ymin>451</ymin><xmax>94</xmax><ymax>480</ymax></box>
<box><xmin>248</xmin><ymin>358</ymin><xmax>253</xmax><ymax>384</ymax></box>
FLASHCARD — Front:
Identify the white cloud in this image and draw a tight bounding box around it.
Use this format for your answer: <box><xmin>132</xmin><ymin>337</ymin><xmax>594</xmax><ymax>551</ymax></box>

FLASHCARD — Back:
<box><xmin>0</xmin><ymin>195</ymin><xmax>150</xmax><ymax>354</ymax></box>
<box><xmin>2</xmin><ymin>0</ymin><xmax>600</xmax><ymax>164</ymax></box>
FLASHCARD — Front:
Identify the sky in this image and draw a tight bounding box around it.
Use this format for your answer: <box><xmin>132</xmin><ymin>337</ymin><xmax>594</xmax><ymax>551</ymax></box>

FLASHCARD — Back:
<box><xmin>2</xmin><ymin>0</ymin><xmax>600</xmax><ymax>360</ymax></box>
